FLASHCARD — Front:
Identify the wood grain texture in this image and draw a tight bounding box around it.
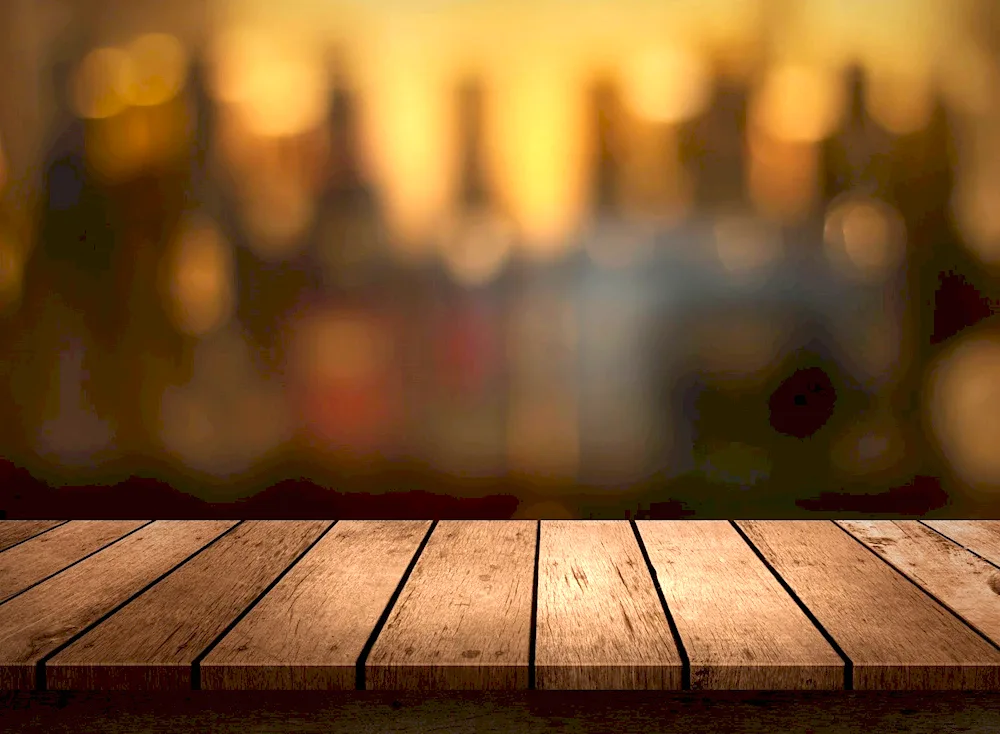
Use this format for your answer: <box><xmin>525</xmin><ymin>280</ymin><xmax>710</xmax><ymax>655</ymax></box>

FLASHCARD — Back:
<box><xmin>638</xmin><ymin>520</ymin><xmax>843</xmax><ymax>690</ymax></box>
<box><xmin>736</xmin><ymin>521</ymin><xmax>1000</xmax><ymax>690</ymax></box>
<box><xmin>0</xmin><ymin>521</ymin><xmax>66</xmax><ymax>553</ymax></box>
<box><xmin>365</xmin><ymin>521</ymin><xmax>535</xmax><ymax>690</ymax></box>
<box><xmin>535</xmin><ymin>521</ymin><xmax>682</xmax><ymax>690</ymax></box>
<box><xmin>201</xmin><ymin>520</ymin><xmax>431</xmax><ymax>690</ymax></box>
<box><xmin>840</xmin><ymin>520</ymin><xmax>1000</xmax><ymax>649</ymax></box>
<box><xmin>0</xmin><ymin>520</ymin><xmax>235</xmax><ymax>690</ymax></box>
<box><xmin>0</xmin><ymin>521</ymin><xmax>149</xmax><ymax>603</ymax></box>
<box><xmin>923</xmin><ymin>521</ymin><xmax>1000</xmax><ymax>566</ymax></box>
<box><xmin>45</xmin><ymin>520</ymin><xmax>331</xmax><ymax>691</ymax></box>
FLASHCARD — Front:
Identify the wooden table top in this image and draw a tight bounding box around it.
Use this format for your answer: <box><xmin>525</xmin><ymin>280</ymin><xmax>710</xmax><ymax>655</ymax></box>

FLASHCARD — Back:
<box><xmin>0</xmin><ymin>519</ymin><xmax>998</xmax><ymax>692</ymax></box>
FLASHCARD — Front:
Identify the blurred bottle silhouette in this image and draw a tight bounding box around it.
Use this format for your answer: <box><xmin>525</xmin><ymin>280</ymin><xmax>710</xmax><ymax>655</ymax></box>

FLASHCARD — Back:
<box><xmin>821</xmin><ymin>64</ymin><xmax>893</xmax><ymax>202</ymax></box>
<box><xmin>680</xmin><ymin>66</ymin><xmax>750</xmax><ymax>214</ymax></box>
<box><xmin>420</xmin><ymin>77</ymin><xmax>510</xmax><ymax>477</ymax></box>
<box><xmin>310</xmin><ymin>61</ymin><xmax>386</xmax><ymax>295</ymax></box>
<box><xmin>577</xmin><ymin>75</ymin><xmax>659</xmax><ymax>485</ymax></box>
<box><xmin>14</xmin><ymin>32</ymin><xmax>122</xmax><ymax>464</ymax></box>
<box><xmin>581</xmin><ymin>76</ymin><xmax>647</xmax><ymax>268</ymax></box>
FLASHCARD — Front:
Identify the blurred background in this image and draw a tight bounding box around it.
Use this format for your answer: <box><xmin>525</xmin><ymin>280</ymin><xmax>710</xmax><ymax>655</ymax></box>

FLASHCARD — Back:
<box><xmin>1</xmin><ymin>0</ymin><xmax>1000</xmax><ymax>520</ymax></box>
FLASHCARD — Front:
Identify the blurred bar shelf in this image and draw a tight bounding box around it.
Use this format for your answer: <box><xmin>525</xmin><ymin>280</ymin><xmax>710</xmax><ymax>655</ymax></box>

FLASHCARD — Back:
<box><xmin>1</xmin><ymin>519</ymin><xmax>999</xmax><ymax>693</ymax></box>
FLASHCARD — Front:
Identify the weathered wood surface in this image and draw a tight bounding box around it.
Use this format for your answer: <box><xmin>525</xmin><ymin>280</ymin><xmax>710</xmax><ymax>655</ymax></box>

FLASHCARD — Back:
<box><xmin>735</xmin><ymin>521</ymin><xmax>1000</xmax><ymax>690</ymax></box>
<box><xmin>45</xmin><ymin>521</ymin><xmax>331</xmax><ymax>690</ymax></box>
<box><xmin>535</xmin><ymin>521</ymin><xmax>682</xmax><ymax>690</ymax></box>
<box><xmin>0</xmin><ymin>521</ymin><xmax>66</xmax><ymax>553</ymax></box>
<box><xmin>0</xmin><ymin>521</ymin><xmax>236</xmax><ymax>689</ymax></box>
<box><xmin>201</xmin><ymin>520</ymin><xmax>431</xmax><ymax>690</ymax></box>
<box><xmin>365</xmin><ymin>521</ymin><xmax>536</xmax><ymax>690</ymax></box>
<box><xmin>638</xmin><ymin>521</ymin><xmax>843</xmax><ymax>690</ymax></box>
<box><xmin>838</xmin><ymin>520</ymin><xmax>1000</xmax><ymax>648</ymax></box>
<box><xmin>0</xmin><ymin>521</ymin><xmax>149</xmax><ymax>603</ymax></box>
<box><xmin>0</xmin><ymin>519</ymin><xmax>997</xmax><ymax>693</ymax></box>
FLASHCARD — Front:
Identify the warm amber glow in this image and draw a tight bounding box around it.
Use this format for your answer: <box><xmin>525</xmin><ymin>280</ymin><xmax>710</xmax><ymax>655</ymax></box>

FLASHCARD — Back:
<box><xmin>86</xmin><ymin>100</ymin><xmax>190</xmax><ymax>180</ymax></box>
<box><xmin>119</xmin><ymin>33</ymin><xmax>189</xmax><ymax>108</ymax></box>
<box><xmin>164</xmin><ymin>216</ymin><xmax>236</xmax><ymax>337</ymax></box>
<box><xmin>866</xmin><ymin>70</ymin><xmax>933</xmax><ymax>136</ymax></box>
<box><xmin>953</xmin><ymin>169</ymin><xmax>1000</xmax><ymax>270</ymax></box>
<box><xmin>927</xmin><ymin>334</ymin><xmax>1000</xmax><ymax>490</ymax></box>
<box><xmin>751</xmin><ymin>64</ymin><xmax>845</xmax><ymax>143</ymax></box>
<box><xmin>0</xmin><ymin>132</ymin><xmax>7</xmax><ymax>192</ymax></box>
<box><xmin>71</xmin><ymin>47</ymin><xmax>135</xmax><ymax>120</ymax></box>
<box><xmin>240</xmin><ymin>178</ymin><xmax>315</xmax><ymax>261</ymax></box>
<box><xmin>209</xmin><ymin>27</ymin><xmax>329</xmax><ymax>138</ymax></box>
<box><xmin>748</xmin><ymin>126</ymin><xmax>820</xmax><ymax>222</ymax></box>
<box><xmin>293</xmin><ymin>311</ymin><xmax>391</xmax><ymax>385</ymax></box>
<box><xmin>824</xmin><ymin>196</ymin><xmax>906</xmax><ymax>281</ymax></box>
<box><xmin>364</xmin><ymin>58</ymin><xmax>452</xmax><ymax>256</ymax></box>
<box><xmin>493</xmin><ymin>63</ymin><xmax>586</xmax><ymax>258</ymax></box>
<box><xmin>440</xmin><ymin>209</ymin><xmax>514</xmax><ymax>286</ymax></box>
<box><xmin>621</xmin><ymin>45</ymin><xmax>712</xmax><ymax>124</ymax></box>
<box><xmin>0</xmin><ymin>228</ymin><xmax>23</xmax><ymax>312</ymax></box>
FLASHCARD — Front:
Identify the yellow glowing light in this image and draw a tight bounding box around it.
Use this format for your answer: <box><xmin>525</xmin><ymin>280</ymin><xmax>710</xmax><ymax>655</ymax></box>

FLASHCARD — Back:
<box><xmin>493</xmin><ymin>63</ymin><xmax>587</xmax><ymax>258</ymax></box>
<box><xmin>164</xmin><ymin>217</ymin><xmax>235</xmax><ymax>336</ymax></box>
<box><xmin>621</xmin><ymin>45</ymin><xmax>712</xmax><ymax>124</ymax></box>
<box><xmin>440</xmin><ymin>209</ymin><xmax>514</xmax><ymax>286</ymax></box>
<box><xmin>866</xmin><ymin>70</ymin><xmax>933</xmax><ymax>136</ymax></box>
<box><xmin>713</xmin><ymin>215</ymin><xmax>784</xmax><ymax>277</ymax></box>
<box><xmin>751</xmin><ymin>65</ymin><xmax>845</xmax><ymax>144</ymax></box>
<box><xmin>209</xmin><ymin>27</ymin><xmax>329</xmax><ymax>138</ymax></box>
<box><xmin>953</xmin><ymin>172</ymin><xmax>1000</xmax><ymax>270</ymax></box>
<box><xmin>365</xmin><ymin>61</ymin><xmax>452</xmax><ymax>255</ymax></box>
<box><xmin>71</xmin><ymin>47</ymin><xmax>135</xmax><ymax>120</ymax></box>
<box><xmin>927</xmin><ymin>334</ymin><xmax>1000</xmax><ymax>490</ymax></box>
<box><xmin>119</xmin><ymin>33</ymin><xmax>189</xmax><ymax>108</ymax></box>
<box><xmin>824</xmin><ymin>196</ymin><xmax>906</xmax><ymax>281</ymax></box>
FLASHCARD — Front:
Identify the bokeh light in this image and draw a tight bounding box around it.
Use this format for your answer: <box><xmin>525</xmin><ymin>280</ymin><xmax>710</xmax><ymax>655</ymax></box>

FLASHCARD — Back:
<box><xmin>823</xmin><ymin>195</ymin><xmax>906</xmax><ymax>282</ymax></box>
<box><xmin>926</xmin><ymin>333</ymin><xmax>1000</xmax><ymax>491</ymax></box>
<box><xmin>163</xmin><ymin>215</ymin><xmax>236</xmax><ymax>337</ymax></box>
<box><xmin>621</xmin><ymin>45</ymin><xmax>712</xmax><ymax>124</ymax></box>
<box><xmin>119</xmin><ymin>33</ymin><xmax>189</xmax><ymax>108</ymax></box>
<box><xmin>439</xmin><ymin>209</ymin><xmax>514</xmax><ymax>286</ymax></box>
<box><xmin>751</xmin><ymin>64</ymin><xmax>845</xmax><ymax>144</ymax></box>
<box><xmin>209</xmin><ymin>27</ymin><xmax>329</xmax><ymax>138</ymax></box>
<box><xmin>71</xmin><ymin>47</ymin><xmax>135</xmax><ymax>120</ymax></box>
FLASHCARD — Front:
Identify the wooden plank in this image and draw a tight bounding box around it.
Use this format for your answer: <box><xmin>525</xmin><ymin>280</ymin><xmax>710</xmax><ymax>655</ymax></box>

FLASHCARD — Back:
<box><xmin>0</xmin><ymin>520</ymin><xmax>236</xmax><ymax>690</ymax></box>
<box><xmin>838</xmin><ymin>520</ymin><xmax>1000</xmax><ymax>649</ymax></box>
<box><xmin>923</xmin><ymin>521</ymin><xmax>1000</xmax><ymax>566</ymax></box>
<box><xmin>365</xmin><ymin>520</ymin><xmax>535</xmax><ymax>690</ymax></box>
<box><xmin>638</xmin><ymin>520</ymin><xmax>843</xmax><ymax>690</ymax></box>
<box><xmin>201</xmin><ymin>520</ymin><xmax>431</xmax><ymax>690</ymax></box>
<box><xmin>46</xmin><ymin>520</ymin><xmax>331</xmax><ymax>691</ymax></box>
<box><xmin>535</xmin><ymin>520</ymin><xmax>682</xmax><ymax>690</ymax></box>
<box><xmin>736</xmin><ymin>521</ymin><xmax>1000</xmax><ymax>690</ymax></box>
<box><xmin>0</xmin><ymin>521</ymin><xmax>149</xmax><ymax>603</ymax></box>
<box><xmin>0</xmin><ymin>521</ymin><xmax>66</xmax><ymax>553</ymax></box>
